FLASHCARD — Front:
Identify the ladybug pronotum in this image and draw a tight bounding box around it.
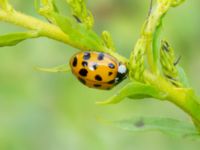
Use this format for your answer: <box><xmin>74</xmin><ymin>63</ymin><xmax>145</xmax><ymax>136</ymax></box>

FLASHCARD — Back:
<box><xmin>70</xmin><ymin>51</ymin><xmax>128</xmax><ymax>90</ymax></box>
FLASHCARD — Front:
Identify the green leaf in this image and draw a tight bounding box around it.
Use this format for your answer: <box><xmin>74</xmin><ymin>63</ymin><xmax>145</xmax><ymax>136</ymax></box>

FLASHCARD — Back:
<box><xmin>0</xmin><ymin>0</ymin><xmax>13</xmax><ymax>11</ymax></box>
<box><xmin>111</xmin><ymin>116</ymin><xmax>200</xmax><ymax>138</ymax></box>
<box><xmin>152</xmin><ymin>20</ymin><xmax>162</xmax><ymax>70</ymax></box>
<box><xmin>51</xmin><ymin>12</ymin><xmax>74</xmax><ymax>34</ymax></box>
<box><xmin>177</xmin><ymin>66</ymin><xmax>190</xmax><ymax>88</ymax></box>
<box><xmin>0</xmin><ymin>31</ymin><xmax>39</xmax><ymax>47</ymax></box>
<box><xmin>35</xmin><ymin>64</ymin><xmax>70</xmax><ymax>73</ymax></box>
<box><xmin>96</xmin><ymin>82</ymin><xmax>167</xmax><ymax>105</ymax></box>
<box><xmin>51</xmin><ymin>0</ymin><xmax>59</xmax><ymax>13</ymax></box>
<box><xmin>34</xmin><ymin>0</ymin><xmax>40</xmax><ymax>12</ymax></box>
<box><xmin>170</xmin><ymin>0</ymin><xmax>185</xmax><ymax>7</ymax></box>
<box><xmin>52</xmin><ymin>12</ymin><xmax>102</xmax><ymax>51</ymax></box>
<box><xmin>66</xmin><ymin>0</ymin><xmax>94</xmax><ymax>29</ymax></box>
<box><xmin>35</xmin><ymin>0</ymin><xmax>59</xmax><ymax>23</ymax></box>
<box><xmin>102</xmin><ymin>31</ymin><xmax>116</xmax><ymax>51</ymax></box>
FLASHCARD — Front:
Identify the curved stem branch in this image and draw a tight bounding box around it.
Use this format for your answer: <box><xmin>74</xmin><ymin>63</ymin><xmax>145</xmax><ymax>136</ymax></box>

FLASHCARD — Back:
<box><xmin>0</xmin><ymin>9</ymin><xmax>129</xmax><ymax>64</ymax></box>
<box><xmin>144</xmin><ymin>71</ymin><xmax>200</xmax><ymax>129</ymax></box>
<box><xmin>0</xmin><ymin>10</ymin><xmax>84</xmax><ymax>49</ymax></box>
<box><xmin>130</xmin><ymin>0</ymin><xmax>200</xmax><ymax>129</ymax></box>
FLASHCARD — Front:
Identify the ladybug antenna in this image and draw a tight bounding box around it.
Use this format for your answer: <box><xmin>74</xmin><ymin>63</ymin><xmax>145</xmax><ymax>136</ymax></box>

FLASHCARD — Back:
<box><xmin>148</xmin><ymin>0</ymin><xmax>153</xmax><ymax>17</ymax></box>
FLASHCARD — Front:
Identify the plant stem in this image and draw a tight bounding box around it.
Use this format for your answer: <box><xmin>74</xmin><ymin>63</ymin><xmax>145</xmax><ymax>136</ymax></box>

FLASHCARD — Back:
<box><xmin>143</xmin><ymin>2</ymin><xmax>170</xmax><ymax>72</ymax></box>
<box><xmin>144</xmin><ymin>71</ymin><xmax>200</xmax><ymax>129</ymax></box>
<box><xmin>0</xmin><ymin>10</ymin><xmax>74</xmax><ymax>45</ymax></box>
<box><xmin>0</xmin><ymin>10</ymin><xmax>128</xmax><ymax>64</ymax></box>
<box><xmin>131</xmin><ymin>0</ymin><xmax>200</xmax><ymax>130</ymax></box>
<box><xmin>129</xmin><ymin>1</ymin><xmax>171</xmax><ymax>80</ymax></box>
<box><xmin>141</xmin><ymin>0</ymin><xmax>200</xmax><ymax>128</ymax></box>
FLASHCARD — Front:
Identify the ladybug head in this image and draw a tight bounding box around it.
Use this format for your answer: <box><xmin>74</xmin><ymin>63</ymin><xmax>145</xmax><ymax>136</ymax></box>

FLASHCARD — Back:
<box><xmin>116</xmin><ymin>63</ymin><xmax>128</xmax><ymax>82</ymax></box>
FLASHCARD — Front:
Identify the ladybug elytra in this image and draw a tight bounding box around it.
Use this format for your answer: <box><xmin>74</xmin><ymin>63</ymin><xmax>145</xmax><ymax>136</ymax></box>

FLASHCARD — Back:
<box><xmin>70</xmin><ymin>51</ymin><xmax>127</xmax><ymax>90</ymax></box>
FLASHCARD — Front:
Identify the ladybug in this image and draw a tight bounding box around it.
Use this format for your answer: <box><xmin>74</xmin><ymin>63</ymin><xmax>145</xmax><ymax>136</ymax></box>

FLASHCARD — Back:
<box><xmin>70</xmin><ymin>51</ymin><xmax>128</xmax><ymax>90</ymax></box>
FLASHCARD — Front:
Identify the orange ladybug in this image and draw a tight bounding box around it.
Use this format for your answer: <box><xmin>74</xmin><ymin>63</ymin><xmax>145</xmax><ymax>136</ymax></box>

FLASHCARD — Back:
<box><xmin>69</xmin><ymin>51</ymin><xmax>128</xmax><ymax>90</ymax></box>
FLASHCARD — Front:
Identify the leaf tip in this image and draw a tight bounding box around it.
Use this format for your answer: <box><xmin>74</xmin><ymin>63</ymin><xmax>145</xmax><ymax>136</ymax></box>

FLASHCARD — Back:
<box><xmin>95</xmin><ymin>100</ymin><xmax>111</xmax><ymax>105</ymax></box>
<box><xmin>96</xmin><ymin>97</ymin><xmax>120</xmax><ymax>105</ymax></box>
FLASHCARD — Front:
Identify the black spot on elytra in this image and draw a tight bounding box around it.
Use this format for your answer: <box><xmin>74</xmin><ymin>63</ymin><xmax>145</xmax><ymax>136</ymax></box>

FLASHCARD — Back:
<box><xmin>93</xmin><ymin>84</ymin><xmax>101</xmax><ymax>87</ymax></box>
<box><xmin>95</xmin><ymin>75</ymin><xmax>102</xmax><ymax>81</ymax></box>
<box><xmin>108</xmin><ymin>79</ymin><xmax>115</xmax><ymax>84</ymax></box>
<box><xmin>72</xmin><ymin>57</ymin><xmax>77</xmax><ymax>67</ymax></box>
<box><xmin>79</xmin><ymin>69</ymin><xmax>88</xmax><ymax>77</ymax></box>
<box><xmin>82</xmin><ymin>61</ymin><xmax>88</xmax><ymax>67</ymax></box>
<box><xmin>83</xmin><ymin>52</ymin><xmax>91</xmax><ymax>60</ymax></box>
<box><xmin>92</xmin><ymin>63</ymin><xmax>98</xmax><ymax>70</ymax></box>
<box><xmin>97</xmin><ymin>53</ymin><xmax>104</xmax><ymax>60</ymax></box>
<box><xmin>78</xmin><ymin>77</ymin><xmax>86</xmax><ymax>85</ymax></box>
<box><xmin>108</xmin><ymin>63</ymin><xmax>115</xmax><ymax>69</ymax></box>
<box><xmin>108</xmin><ymin>72</ymin><xmax>113</xmax><ymax>76</ymax></box>
<box><xmin>134</xmin><ymin>119</ymin><xmax>144</xmax><ymax>128</ymax></box>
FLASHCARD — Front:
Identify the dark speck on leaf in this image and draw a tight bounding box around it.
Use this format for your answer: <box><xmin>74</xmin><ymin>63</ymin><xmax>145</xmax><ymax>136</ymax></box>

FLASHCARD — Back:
<box><xmin>73</xmin><ymin>15</ymin><xmax>82</xmax><ymax>23</ymax></box>
<box><xmin>134</xmin><ymin>119</ymin><xmax>144</xmax><ymax>128</ymax></box>
<box><xmin>162</xmin><ymin>41</ymin><xmax>170</xmax><ymax>52</ymax></box>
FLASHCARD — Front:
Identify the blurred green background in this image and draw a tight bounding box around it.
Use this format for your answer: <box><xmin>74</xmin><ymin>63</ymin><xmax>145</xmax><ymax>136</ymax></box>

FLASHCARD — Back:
<box><xmin>0</xmin><ymin>0</ymin><xmax>200</xmax><ymax>150</ymax></box>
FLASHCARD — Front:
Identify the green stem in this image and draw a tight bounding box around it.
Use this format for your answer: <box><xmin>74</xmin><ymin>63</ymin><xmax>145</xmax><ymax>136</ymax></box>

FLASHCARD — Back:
<box><xmin>144</xmin><ymin>71</ymin><xmax>200</xmax><ymax>129</ymax></box>
<box><xmin>143</xmin><ymin>2</ymin><xmax>170</xmax><ymax>72</ymax></box>
<box><xmin>0</xmin><ymin>9</ymin><xmax>128</xmax><ymax>64</ymax></box>
<box><xmin>129</xmin><ymin>1</ymin><xmax>171</xmax><ymax>81</ymax></box>
<box><xmin>152</xmin><ymin>20</ymin><xmax>163</xmax><ymax>72</ymax></box>
<box><xmin>0</xmin><ymin>10</ymin><xmax>78</xmax><ymax>47</ymax></box>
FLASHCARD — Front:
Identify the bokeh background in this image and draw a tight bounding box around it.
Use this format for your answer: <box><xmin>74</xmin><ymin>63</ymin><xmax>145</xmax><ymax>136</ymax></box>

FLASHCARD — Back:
<box><xmin>0</xmin><ymin>0</ymin><xmax>200</xmax><ymax>150</ymax></box>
